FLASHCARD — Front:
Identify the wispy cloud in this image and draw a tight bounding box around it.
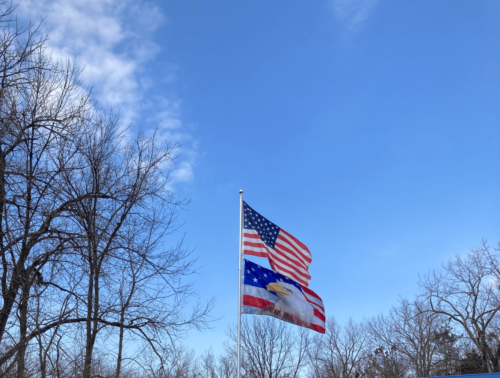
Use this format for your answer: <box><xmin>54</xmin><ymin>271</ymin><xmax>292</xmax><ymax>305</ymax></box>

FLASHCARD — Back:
<box><xmin>331</xmin><ymin>0</ymin><xmax>379</xmax><ymax>32</ymax></box>
<box><xmin>18</xmin><ymin>0</ymin><xmax>196</xmax><ymax>188</ymax></box>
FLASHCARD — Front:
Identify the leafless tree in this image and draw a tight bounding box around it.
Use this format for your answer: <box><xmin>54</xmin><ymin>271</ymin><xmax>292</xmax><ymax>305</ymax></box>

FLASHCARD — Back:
<box><xmin>140</xmin><ymin>343</ymin><xmax>198</xmax><ymax>378</ymax></box>
<box><xmin>59</xmin><ymin>118</ymin><xmax>213</xmax><ymax>378</ymax></box>
<box><xmin>227</xmin><ymin>316</ymin><xmax>311</xmax><ymax>378</ymax></box>
<box><xmin>308</xmin><ymin>318</ymin><xmax>368</xmax><ymax>378</ymax></box>
<box><xmin>368</xmin><ymin>299</ymin><xmax>442</xmax><ymax>377</ymax></box>
<box><xmin>0</xmin><ymin>4</ymin><xmax>212</xmax><ymax>376</ymax></box>
<box><xmin>419</xmin><ymin>242</ymin><xmax>500</xmax><ymax>372</ymax></box>
<box><xmin>430</xmin><ymin>324</ymin><xmax>463</xmax><ymax>376</ymax></box>
<box><xmin>109</xmin><ymin>177</ymin><xmax>213</xmax><ymax>377</ymax></box>
<box><xmin>364</xmin><ymin>344</ymin><xmax>407</xmax><ymax>378</ymax></box>
<box><xmin>197</xmin><ymin>349</ymin><xmax>236</xmax><ymax>378</ymax></box>
<box><xmin>0</xmin><ymin>4</ymin><xmax>95</xmax><ymax>376</ymax></box>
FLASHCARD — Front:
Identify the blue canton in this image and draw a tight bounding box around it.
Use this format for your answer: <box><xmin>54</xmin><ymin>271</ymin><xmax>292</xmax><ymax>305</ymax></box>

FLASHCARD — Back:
<box><xmin>243</xmin><ymin>201</ymin><xmax>280</xmax><ymax>248</ymax></box>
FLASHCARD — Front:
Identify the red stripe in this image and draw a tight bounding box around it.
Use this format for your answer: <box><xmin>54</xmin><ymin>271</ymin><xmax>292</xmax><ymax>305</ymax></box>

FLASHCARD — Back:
<box><xmin>280</xmin><ymin>229</ymin><xmax>312</xmax><ymax>261</ymax></box>
<box><xmin>276</xmin><ymin>235</ymin><xmax>312</xmax><ymax>266</ymax></box>
<box><xmin>310</xmin><ymin>324</ymin><xmax>326</xmax><ymax>334</ymax></box>
<box><xmin>314</xmin><ymin>309</ymin><xmax>326</xmax><ymax>322</ymax></box>
<box><xmin>302</xmin><ymin>286</ymin><xmax>323</xmax><ymax>302</ymax></box>
<box><xmin>244</xmin><ymin>251</ymin><xmax>268</xmax><ymax>258</ymax></box>
<box><xmin>243</xmin><ymin>232</ymin><xmax>260</xmax><ymax>239</ymax></box>
<box><xmin>243</xmin><ymin>295</ymin><xmax>274</xmax><ymax>309</ymax></box>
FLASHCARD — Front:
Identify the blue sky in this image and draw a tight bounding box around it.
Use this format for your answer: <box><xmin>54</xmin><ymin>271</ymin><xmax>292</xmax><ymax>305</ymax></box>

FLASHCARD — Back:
<box><xmin>20</xmin><ymin>0</ymin><xmax>500</xmax><ymax>354</ymax></box>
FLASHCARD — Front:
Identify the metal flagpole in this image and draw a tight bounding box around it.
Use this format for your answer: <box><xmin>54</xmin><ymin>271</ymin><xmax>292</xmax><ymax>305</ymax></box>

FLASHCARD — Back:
<box><xmin>237</xmin><ymin>189</ymin><xmax>243</xmax><ymax>378</ymax></box>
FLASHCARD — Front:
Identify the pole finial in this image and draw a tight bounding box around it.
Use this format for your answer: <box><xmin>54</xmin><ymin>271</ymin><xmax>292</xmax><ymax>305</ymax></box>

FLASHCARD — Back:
<box><xmin>239</xmin><ymin>189</ymin><xmax>243</xmax><ymax>194</ymax></box>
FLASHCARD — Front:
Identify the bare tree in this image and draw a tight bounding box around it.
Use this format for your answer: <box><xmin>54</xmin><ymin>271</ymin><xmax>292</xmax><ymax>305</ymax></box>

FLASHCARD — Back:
<box><xmin>110</xmin><ymin>169</ymin><xmax>213</xmax><ymax>377</ymax></box>
<box><xmin>197</xmin><ymin>349</ymin><xmax>236</xmax><ymax>378</ymax></box>
<box><xmin>431</xmin><ymin>325</ymin><xmax>463</xmax><ymax>376</ymax></box>
<box><xmin>0</xmin><ymin>4</ymin><xmax>212</xmax><ymax>376</ymax></box>
<box><xmin>141</xmin><ymin>343</ymin><xmax>198</xmax><ymax>378</ymax></box>
<box><xmin>419</xmin><ymin>243</ymin><xmax>500</xmax><ymax>372</ymax></box>
<box><xmin>364</xmin><ymin>344</ymin><xmax>407</xmax><ymax>378</ymax></box>
<box><xmin>308</xmin><ymin>318</ymin><xmax>368</xmax><ymax>378</ymax></box>
<box><xmin>227</xmin><ymin>316</ymin><xmax>311</xmax><ymax>378</ymax></box>
<box><xmin>368</xmin><ymin>299</ymin><xmax>442</xmax><ymax>377</ymax></box>
<box><xmin>58</xmin><ymin>112</ymin><xmax>212</xmax><ymax>378</ymax></box>
<box><xmin>0</xmin><ymin>4</ymin><xmax>95</xmax><ymax>375</ymax></box>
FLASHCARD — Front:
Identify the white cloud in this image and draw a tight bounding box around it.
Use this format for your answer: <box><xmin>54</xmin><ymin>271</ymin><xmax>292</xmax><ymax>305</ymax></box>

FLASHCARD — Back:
<box><xmin>19</xmin><ymin>0</ymin><xmax>196</xmax><ymax>188</ymax></box>
<box><xmin>171</xmin><ymin>161</ymin><xmax>195</xmax><ymax>183</ymax></box>
<box><xmin>331</xmin><ymin>0</ymin><xmax>378</xmax><ymax>32</ymax></box>
<box><xmin>19</xmin><ymin>0</ymin><xmax>161</xmax><ymax>122</ymax></box>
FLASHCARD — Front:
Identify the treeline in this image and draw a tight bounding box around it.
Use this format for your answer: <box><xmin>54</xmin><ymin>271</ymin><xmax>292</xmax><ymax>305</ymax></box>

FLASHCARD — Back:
<box><xmin>0</xmin><ymin>4</ymin><xmax>211</xmax><ymax>378</ymax></box>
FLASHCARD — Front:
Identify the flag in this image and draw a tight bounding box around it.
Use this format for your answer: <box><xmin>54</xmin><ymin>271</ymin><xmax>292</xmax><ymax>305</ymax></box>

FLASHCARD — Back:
<box><xmin>242</xmin><ymin>201</ymin><xmax>312</xmax><ymax>287</ymax></box>
<box><xmin>241</xmin><ymin>259</ymin><xmax>325</xmax><ymax>333</ymax></box>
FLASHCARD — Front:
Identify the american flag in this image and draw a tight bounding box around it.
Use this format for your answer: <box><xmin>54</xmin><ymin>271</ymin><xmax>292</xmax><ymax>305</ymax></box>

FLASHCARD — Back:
<box><xmin>242</xmin><ymin>201</ymin><xmax>312</xmax><ymax>287</ymax></box>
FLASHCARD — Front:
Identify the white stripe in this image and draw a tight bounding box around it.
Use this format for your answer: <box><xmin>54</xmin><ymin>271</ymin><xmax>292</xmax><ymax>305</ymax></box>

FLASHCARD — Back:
<box><xmin>311</xmin><ymin>314</ymin><xmax>325</xmax><ymax>324</ymax></box>
<box><xmin>242</xmin><ymin>229</ymin><xmax>260</xmax><ymax>236</ymax></box>
<box><xmin>278</xmin><ymin>231</ymin><xmax>312</xmax><ymax>259</ymax></box>
<box><xmin>311</xmin><ymin>318</ymin><xmax>325</xmax><ymax>328</ymax></box>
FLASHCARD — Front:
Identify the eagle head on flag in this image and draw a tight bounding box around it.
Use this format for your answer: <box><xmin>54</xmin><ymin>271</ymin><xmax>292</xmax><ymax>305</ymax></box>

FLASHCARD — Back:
<box><xmin>242</xmin><ymin>259</ymin><xmax>325</xmax><ymax>333</ymax></box>
<box><xmin>265</xmin><ymin>281</ymin><xmax>314</xmax><ymax>328</ymax></box>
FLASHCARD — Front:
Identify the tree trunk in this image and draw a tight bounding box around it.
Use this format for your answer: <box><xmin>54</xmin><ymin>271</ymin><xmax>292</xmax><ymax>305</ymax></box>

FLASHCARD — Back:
<box><xmin>83</xmin><ymin>261</ymin><xmax>95</xmax><ymax>378</ymax></box>
<box><xmin>16</xmin><ymin>277</ymin><xmax>29</xmax><ymax>378</ymax></box>
<box><xmin>116</xmin><ymin>310</ymin><xmax>125</xmax><ymax>378</ymax></box>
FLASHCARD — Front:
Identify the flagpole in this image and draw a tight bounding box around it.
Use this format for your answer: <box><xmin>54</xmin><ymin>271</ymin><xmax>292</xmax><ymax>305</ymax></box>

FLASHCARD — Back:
<box><xmin>237</xmin><ymin>189</ymin><xmax>243</xmax><ymax>378</ymax></box>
